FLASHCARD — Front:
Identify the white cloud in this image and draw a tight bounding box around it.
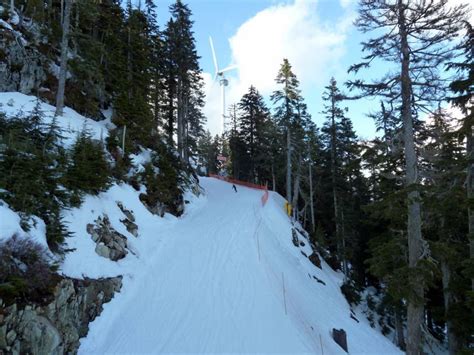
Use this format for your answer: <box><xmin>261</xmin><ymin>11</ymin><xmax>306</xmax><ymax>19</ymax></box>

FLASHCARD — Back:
<box><xmin>339</xmin><ymin>0</ymin><xmax>356</xmax><ymax>9</ymax></box>
<box><xmin>203</xmin><ymin>0</ymin><xmax>355</xmax><ymax>135</ymax></box>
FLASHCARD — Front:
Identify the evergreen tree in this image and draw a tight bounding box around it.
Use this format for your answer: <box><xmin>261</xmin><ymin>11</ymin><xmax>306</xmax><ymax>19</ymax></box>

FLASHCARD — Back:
<box><xmin>196</xmin><ymin>131</ymin><xmax>220</xmax><ymax>175</ymax></box>
<box><xmin>163</xmin><ymin>0</ymin><xmax>206</xmax><ymax>161</ymax></box>
<box><xmin>348</xmin><ymin>2</ymin><xmax>468</xmax><ymax>352</ymax></box>
<box><xmin>113</xmin><ymin>4</ymin><xmax>155</xmax><ymax>148</ymax></box>
<box><xmin>448</xmin><ymin>22</ymin><xmax>474</xmax><ymax>299</ymax></box>
<box><xmin>0</xmin><ymin>108</ymin><xmax>70</xmax><ymax>250</ymax></box>
<box><xmin>422</xmin><ymin>109</ymin><xmax>472</xmax><ymax>353</ymax></box>
<box><xmin>226</xmin><ymin>104</ymin><xmax>246</xmax><ymax>179</ymax></box>
<box><xmin>64</xmin><ymin>129</ymin><xmax>110</xmax><ymax>204</ymax></box>
<box><xmin>271</xmin><ymin>59</ymin><xmax>302</xmax><ymax>203</ymax></box>
<box><xmin>237</xmin><ymin>86</ymin><xmax>271</xmax><ymax>183</ymax></box>
<box><xmin>321</xmin><ymin>78</ymin><xmax>365</xmax><ymax>278</ymax></box>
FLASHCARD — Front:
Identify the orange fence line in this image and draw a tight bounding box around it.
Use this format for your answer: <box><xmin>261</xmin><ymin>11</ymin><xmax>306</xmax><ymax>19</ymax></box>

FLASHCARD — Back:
<box><xmin>208</xmin><ymin>174</ymin><xmax>267</xmax><ymax>190</ymax></box>
<box><xmin>209</xmin><ymin>174</ymin><xmax>269</xmax><ymax>206</ymax></box>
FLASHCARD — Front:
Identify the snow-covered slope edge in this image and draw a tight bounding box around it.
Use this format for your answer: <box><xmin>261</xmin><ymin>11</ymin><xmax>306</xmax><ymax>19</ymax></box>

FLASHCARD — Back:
<box><xmin>60</xmin><ymin>183</ymin><xmax>202</xmax><ymax>279</ymax></box>
<box><xmin>0</xmin><ymin>92</ymin><xmax>112</xmax><ymax>146</ymax></box>
<box><xmin>77</xmin><ymin>177</ymin><xmax>401</xmax><ymax>354</ymax></box>
<box><xmin>0</xmin><ymin>92</ymin><xmax>198</xmax><ymax>354</ymax></box>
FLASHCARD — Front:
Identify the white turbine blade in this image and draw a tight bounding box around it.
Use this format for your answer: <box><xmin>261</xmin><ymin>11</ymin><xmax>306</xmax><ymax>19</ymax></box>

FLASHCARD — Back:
<box><xmin>209</xmin><ymin>36</ymin><xmax>219</xmax><ymax>76</ymax></box>
<box><xmin>219</xmin><ymin>64</ymin><xmax>238</xmax><ymax>74</ymax></box>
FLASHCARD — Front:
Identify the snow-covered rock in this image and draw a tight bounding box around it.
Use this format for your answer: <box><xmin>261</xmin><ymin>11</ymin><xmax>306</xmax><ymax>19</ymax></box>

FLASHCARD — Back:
<box><xmin>86</xmin><ymin>215</ymin><xmax>128</xmax><ymax>261</ymax></box>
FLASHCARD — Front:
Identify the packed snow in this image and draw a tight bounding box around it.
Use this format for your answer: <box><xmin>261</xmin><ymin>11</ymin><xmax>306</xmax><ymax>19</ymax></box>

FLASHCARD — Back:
<box><xmin>62</xmin><ymin>177</ymin><xmax>401</xmax><ymax>354</ymax></box>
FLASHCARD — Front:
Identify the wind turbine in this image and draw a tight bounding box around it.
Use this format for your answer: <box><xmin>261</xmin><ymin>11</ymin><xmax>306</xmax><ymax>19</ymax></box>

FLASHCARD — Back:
<box><xmin>209</xmin><ymin>36</ymin><xmax>238</xmax><ymax>133</ymax></box>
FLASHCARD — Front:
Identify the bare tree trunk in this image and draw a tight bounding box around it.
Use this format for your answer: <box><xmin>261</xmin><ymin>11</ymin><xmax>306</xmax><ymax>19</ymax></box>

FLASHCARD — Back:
<box><xmin>10</xmin><ymin>0</ymin><xmax>14</xmax><ymax>14</ymax></box>
<box><xmin>271</xmin><ymin>164</ymin><xmax>276</xmax><ymax>192</ymax></box>
<box><xmin>398</xmin><ymin>2</ymin><xmax>425</xmax><ymax>353</ymax></box>
<box><xmin>47</xmin><ymin>0</ymin><xmax>53</xmax><ymax>25</ymax></box>
<box><xmin>341</xmin><ymin>209</ymin><xmax>348</xmax><ymax>278</ymax></box>
<box><xmin>180</xmin><ymin>92</ymin><xmax>188</xmax><ymax>162</ymax></box>
<box><xmin>309</xmin><ymin>156</ymin><xmax>315</xmax><ymax>233</ymax></box>
<box><xmin>441</xmin><ymin>260</ymin><xmax>460</xmax><ymax>354</ymax></box>
<box><xmin>395</xmin><ymin>305</ymin><xmax>406</xmax><ymax>351</ymax></box>
<box><xmin>286</xmin><ymin>128</ymin><xmax>292</xmax><ymax>203</ymax></box>
<box><xmin>302</xmin><ymin>204</ymin><xmax>307</xmax><ymax>227</ymax></box>
<box><xmin>127</xmin><ymin>26</ymin><xmax>132</xmax><ymax>100</ymax></box>
<box><xmin>177</xmin><ymin>79</ymin><xmax>183</xmax><ymax>159</ymax></box>
<box><xmin>55</xmin><ymin>0</ymin><xmax>71</xmax><ymax>116</ymax></box>
<box><xmin>292</xmin><ymin>155</ymin><xmax>301</xmax><ymax>221</ymax></box>
<box><xmin>468</xmin><ymin>125</ymin><xmax>474</xmax><ymax>292</ymax></box>
<box><xmin>72</xmin><ymin>6</ymin><xmax>79</xmax><ymax>57</ymax></box>
<box><xmin>167</xmin><ymin>78</ymin><xmax>175</xmax><ymax>147</ymax></box>
<box><xmin>330</xmin><ymin>93</ymin><xmax>343</xmax><ymax>272</ymax></box>
<box><xmin>60</xmin><ymin>0</ymin><xmax>64</xmax><ymax>25</ymax></box>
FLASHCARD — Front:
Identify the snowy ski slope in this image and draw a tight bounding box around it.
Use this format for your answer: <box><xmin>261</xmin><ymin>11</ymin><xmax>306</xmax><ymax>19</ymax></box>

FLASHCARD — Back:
<box><xmin>77</xmin><ymin>177</ymin><xmax>401</xmax><ymax>354</ymax></box>
<box><xmin>0</xmin><ymin>93</ymin><xmax>400</xmax><ymax>353</ymax></box>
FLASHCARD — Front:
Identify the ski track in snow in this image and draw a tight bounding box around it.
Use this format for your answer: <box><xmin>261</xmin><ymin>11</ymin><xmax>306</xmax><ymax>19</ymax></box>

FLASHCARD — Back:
<box><xmin>77</xmin><ymin>177</ymin><xmax>402</xmax><ymax>354</ymax></box>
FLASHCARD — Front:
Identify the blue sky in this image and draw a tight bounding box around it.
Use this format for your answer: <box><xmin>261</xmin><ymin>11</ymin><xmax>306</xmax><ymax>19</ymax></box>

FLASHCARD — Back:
<box><xmin>154</xmin><ymin>0</ymin><xmax>470</xmax><ymax>139</ymax></box>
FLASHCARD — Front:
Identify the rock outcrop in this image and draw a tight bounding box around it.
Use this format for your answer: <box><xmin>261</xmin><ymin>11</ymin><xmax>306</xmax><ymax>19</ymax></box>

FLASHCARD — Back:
<box><xmin>86</xmin><ymin>215</ymin><xmax>128</xmax><ymax>261</ymax></box>
<box><xmin>0</xmin><ymin>22</ymin><xmax>47</xmax><ymax>94</ymax></box>
<box><xmin>117</xmin><ymin>202</ymin><xmax>139</xmax><ymax>238</ymax></box>
<box><xmin>0</xmin><ymin>276</ymin><xmax>122</xmax><ymax>354</ymax></box>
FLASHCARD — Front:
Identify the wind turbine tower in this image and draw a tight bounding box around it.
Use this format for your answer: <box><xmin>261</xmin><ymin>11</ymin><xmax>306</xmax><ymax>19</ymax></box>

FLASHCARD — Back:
<box><xmin>209</xmin><ymin>36</ymin><xmax>237</xmax><ymax>133</ymax></box>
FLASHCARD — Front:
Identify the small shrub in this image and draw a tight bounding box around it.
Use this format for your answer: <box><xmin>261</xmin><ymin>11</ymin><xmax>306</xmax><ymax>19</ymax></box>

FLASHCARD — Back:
<box><xmin>64</xmin><ymin>130</ymin><xmax>111</xmax><ymax>199</ymax></box>
<box><xmin>0</xmin><ymin>235</ymin><xmax>60</xmax><ymax>306</ymax></box>
<box><xmin>0</xmin><ymin>109</ymin><xmax>71</xmax><ymax>250</ymax></box>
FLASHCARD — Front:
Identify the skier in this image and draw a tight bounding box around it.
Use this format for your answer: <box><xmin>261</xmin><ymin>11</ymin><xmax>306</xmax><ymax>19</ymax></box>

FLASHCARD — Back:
<box><xmin>232</xmin><ymin>184</ymin><xmax>237</xmax><ymax>193</ymax></box>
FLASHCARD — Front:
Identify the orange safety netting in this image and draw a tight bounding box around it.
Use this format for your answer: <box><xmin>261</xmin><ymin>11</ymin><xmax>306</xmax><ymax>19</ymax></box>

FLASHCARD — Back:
<box><xmin>208</xmin><ymin>174</ymin><xmax>269</xmax><ymax>206</ymax></box>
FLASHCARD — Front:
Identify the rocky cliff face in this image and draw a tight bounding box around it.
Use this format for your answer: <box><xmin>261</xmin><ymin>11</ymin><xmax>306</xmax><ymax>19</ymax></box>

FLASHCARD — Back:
<box><xmin>0</xmin><ymin>22</ymin><xmax>47</xmax><ymax>95</ymax></box>
<box><xmin>0</xmin><ymin>276</ymin><xmax>122</xmax><ymax>355</ymax></box>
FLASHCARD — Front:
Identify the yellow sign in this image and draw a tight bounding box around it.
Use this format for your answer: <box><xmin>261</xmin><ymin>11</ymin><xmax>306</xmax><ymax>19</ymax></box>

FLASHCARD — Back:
<box><xmin>284</xmin><ymin>202</ymin><xmax>292</xmax><ymax>217</ymax></box>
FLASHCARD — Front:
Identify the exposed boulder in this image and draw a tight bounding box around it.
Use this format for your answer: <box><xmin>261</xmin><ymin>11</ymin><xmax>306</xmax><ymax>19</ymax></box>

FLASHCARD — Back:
<box><xmin>86</xmin><ymin>215</ymin><xmax>128</xmax><ymax>261</ymax></box>
<box><xmin>308</xmin><ymin>253</ymin><xmax>322</xmax><ymax>269</ymax></box>
<box><xmin>0</xmin><ymin>276</ymin><xmax>122</xmax><ymax>354</ymax></box>
<box><xmin>117</xmin><ymin>202</ymin><xmax>139</xmax><ymax>237</ymax></box>
<box><xmin>332</xmin><ymin>328</ymin><xmax>348</xmax><ymax>352</ymax></box>
<box><xmin>117</xmin><ymin>202</ymin><xmax>135</xmax><ymax>223</ymax></box>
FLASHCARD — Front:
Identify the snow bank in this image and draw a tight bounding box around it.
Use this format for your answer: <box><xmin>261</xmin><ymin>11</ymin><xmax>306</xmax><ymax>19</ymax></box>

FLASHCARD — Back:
<box><xmin>61</xmin><ymin>183</ymin><xmax>180</xmax><ymax>279</ymax></box>
<box><xmin>0</xmin><ymin>92</ymin><xmax>109</xmax><ymax>146</ymax></box>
